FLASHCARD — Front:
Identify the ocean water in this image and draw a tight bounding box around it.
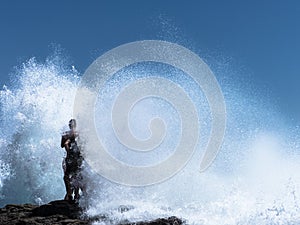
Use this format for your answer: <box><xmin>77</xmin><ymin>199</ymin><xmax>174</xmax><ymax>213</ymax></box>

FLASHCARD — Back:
<box><xmin>1</xmin><ymin>51</ymin><xmax>300</xmax><ymax>225</ymax></box>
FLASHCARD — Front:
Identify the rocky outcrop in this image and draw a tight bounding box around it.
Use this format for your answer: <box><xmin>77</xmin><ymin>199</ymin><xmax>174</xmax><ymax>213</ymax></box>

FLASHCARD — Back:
<box><xmin>124</xmin><ymin>216</ymin><xmax>183</xmax><ymax>225</ymax></box>
<box><xmin>0</xmin><ymin>200</ymin><xmax>184</xmax><ymax>225</ymax></box>
<box><xmin>0</xmin><ymin>200</ymin><xmax>88</xmax><ymax>225</ymax></box>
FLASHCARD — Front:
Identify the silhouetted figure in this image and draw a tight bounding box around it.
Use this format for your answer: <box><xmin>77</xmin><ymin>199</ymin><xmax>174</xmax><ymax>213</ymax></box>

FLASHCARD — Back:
<box><xmin>61</xmin><ymin>119</ymin><xmax>83</xmax><ymax>202</ymax></box>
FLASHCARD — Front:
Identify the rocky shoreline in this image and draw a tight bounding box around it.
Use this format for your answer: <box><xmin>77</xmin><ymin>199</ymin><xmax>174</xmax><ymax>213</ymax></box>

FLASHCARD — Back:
<box><xmin>0</xmin><ymin>200</ymin><xmax>184</xmax><ymax>225</ymax></box>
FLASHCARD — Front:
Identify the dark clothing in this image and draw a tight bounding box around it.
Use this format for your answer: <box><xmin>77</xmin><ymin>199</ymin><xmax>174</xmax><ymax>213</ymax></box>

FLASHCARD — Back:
<box><xmin>61</xmin><ymin>119</ymin><xmax>84</xmax><ymax>201</ymax></box>
<box><xmin>65</xmin><ymin>141</ymin><xmax>83</xmax><ymax>175</ymax></box>
<box><xmin>61</xmin><ymin>130</ymin><xmax>82</xmax><ymax>175</ymax></box>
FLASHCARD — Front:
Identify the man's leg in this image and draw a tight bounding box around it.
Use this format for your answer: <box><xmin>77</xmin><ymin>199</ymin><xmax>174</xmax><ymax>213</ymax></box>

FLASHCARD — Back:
<box><xmin>63</xmin><ymin>159</ymin><xmax>73</xmax><ymax>201</ymax></box>
<box><xmin>64</xmin><ymin>173</ymin><xmax>73</xmax><ymax>201</ymax></box>
<box><xmin>74</xmin><ymin>187</ymin><xmax>80</xmax><ymax>202</ymax></box>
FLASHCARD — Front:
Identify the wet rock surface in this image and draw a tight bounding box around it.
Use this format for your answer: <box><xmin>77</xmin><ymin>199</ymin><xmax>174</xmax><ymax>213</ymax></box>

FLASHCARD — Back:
<box><xmin>0</xmin><ymin>200</ymin><xmax>185</xmax><ymax>225</ymax></box>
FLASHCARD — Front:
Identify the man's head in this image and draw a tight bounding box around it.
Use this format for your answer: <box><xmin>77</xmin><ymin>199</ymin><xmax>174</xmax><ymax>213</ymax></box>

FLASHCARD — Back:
<box><xmin>69</xmin><ymin>119</ymin><xmax>76</xmax><ymax>129</ymax></box>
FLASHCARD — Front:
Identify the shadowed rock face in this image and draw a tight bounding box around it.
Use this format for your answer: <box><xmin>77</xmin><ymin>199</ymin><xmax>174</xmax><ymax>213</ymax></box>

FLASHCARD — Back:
<box><xmin>0</xmin><ymin>200</ymin><xmax>184</xmax><ymax>225</ymax></box>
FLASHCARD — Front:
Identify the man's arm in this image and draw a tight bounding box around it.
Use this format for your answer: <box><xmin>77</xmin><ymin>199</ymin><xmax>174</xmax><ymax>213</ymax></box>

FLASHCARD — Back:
<box><xmin>64</xmin><ymin>139</ymin><xmax>71</xmax><ymax>152</ymax></box>
<box><xmin>61</xmin><ymin>133</ymin><xmax>71</xmax><ymax>151</ymax></box>
<box><xmin>61</xmin><ymin>135</ymin><xmax>68</xmax><ymax>148</ymax></box>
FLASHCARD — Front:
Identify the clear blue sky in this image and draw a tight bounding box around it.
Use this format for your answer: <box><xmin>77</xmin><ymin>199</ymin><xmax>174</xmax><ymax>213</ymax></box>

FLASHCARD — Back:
<box><xmin>0</xmin><ymin>0</ymin><xmax>300</xmax><ymax>121</ymax></box>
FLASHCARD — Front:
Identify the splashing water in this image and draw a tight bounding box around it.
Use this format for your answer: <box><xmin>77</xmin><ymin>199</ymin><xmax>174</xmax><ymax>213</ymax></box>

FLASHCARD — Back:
<box><xmin>1</xmin><ymin>50</ymin><xmax>300</xmax><ymax>225</ymax></box>
<box><xmin>0</xmin><ymin>56</ymin><xmax>79</xmax><ymax>204</ymax></box>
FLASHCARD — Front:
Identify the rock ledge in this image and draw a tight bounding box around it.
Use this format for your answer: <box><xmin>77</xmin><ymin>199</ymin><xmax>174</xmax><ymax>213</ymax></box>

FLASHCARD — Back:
<box><xmin>0</xmin><ymin>200</ymin><xmax>184</xmax><ymax>225</ymax></box>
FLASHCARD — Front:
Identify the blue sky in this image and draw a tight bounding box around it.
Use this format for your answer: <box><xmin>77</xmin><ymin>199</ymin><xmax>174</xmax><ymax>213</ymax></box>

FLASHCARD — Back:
<box><xmin>0</xmin><ymin>0</ymin><xmax>300</xmax><ymax>122</ymax></box>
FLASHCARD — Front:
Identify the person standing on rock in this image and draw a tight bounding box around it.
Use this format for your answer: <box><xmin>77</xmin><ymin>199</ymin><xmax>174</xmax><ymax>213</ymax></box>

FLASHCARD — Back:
<box><xmin>61</xmin><ymin>119</ymin><xmax>83</xmax><ymax>202</ymax></box>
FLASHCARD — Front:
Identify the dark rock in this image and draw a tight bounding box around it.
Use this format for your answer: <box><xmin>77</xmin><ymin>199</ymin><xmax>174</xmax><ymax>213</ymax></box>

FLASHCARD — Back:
<box><xmin>122</xmin><ymin>216</ymin><xmax>184</xmax><ymax>225</ymax></box>
<box><xmin>31</xmin><ymin>200</ymin><xmax>82</xmax><ymax>219</ymax></box>
<box><xmin>0</xmin><ymin>200</ymin><xmax>185</xmax><ymax>225</ymax></box>
<box><xmin>118</xmin><ymin>205</ymin><xmax>135</xmax><ymax>213</ymax></box>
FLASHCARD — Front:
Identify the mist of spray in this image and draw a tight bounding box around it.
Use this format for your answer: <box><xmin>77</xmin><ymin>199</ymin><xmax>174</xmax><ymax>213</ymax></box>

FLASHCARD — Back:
<box><xmin>0</xmin><ymin>50</ymin><xmax>300</xmax><ymax>225</ymax></box>
<box><xmin>0</xmin><ymin>56</ymin><xmax>79</xmax><ymax>204</ymax></box>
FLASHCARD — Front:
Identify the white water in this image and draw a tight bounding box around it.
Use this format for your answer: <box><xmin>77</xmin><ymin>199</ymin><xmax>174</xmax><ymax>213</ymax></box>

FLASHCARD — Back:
<box><xmin>1</xmin><ymin>52</ymin><xmax>300</xmax><ymax>225</ymax></box>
